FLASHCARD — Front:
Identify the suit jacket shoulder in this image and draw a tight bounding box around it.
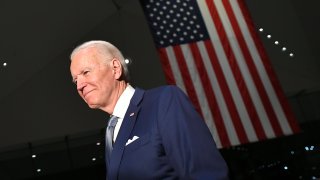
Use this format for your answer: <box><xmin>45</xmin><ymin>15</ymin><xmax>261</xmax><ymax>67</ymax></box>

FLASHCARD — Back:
<box><xmin>109</xmin><ymin>85</ymin><xmax>229</xmax><ymax>180</ymax></box>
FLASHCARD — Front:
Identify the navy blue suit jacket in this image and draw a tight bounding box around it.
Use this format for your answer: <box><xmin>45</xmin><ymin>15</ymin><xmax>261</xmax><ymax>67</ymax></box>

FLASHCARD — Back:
<box><xmin>107</xmin><ymin>85</ymin><xmax>228</xmax><ymax>179</ymax></box>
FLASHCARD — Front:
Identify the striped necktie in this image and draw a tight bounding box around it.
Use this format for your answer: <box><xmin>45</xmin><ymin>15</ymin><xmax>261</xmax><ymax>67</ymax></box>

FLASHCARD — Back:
<box><xmin>106</xmin><ymin>115</ymin><xmax>118</xmax><ymax>160</ymax></box>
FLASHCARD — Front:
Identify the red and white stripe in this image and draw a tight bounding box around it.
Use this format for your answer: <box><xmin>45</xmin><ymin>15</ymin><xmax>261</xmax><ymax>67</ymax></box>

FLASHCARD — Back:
<box><xmin>157</xmin><ymin>0</ymin><xmax>300</xmax><ymax>148</ymax></box>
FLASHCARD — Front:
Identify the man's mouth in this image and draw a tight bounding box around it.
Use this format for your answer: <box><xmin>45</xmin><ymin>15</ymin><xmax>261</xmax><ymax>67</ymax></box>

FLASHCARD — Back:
<box><xmin>83</xmin><ymin>89</ymin><xmax>94</xmax><ymax>98</ymax></box>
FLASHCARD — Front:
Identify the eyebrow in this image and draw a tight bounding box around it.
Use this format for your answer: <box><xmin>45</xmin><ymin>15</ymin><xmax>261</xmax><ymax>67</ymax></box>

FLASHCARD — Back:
<box><xmin>71</xmin><ymin>67</ymin><xmax>93</xmax><ymax>83</ymax></box>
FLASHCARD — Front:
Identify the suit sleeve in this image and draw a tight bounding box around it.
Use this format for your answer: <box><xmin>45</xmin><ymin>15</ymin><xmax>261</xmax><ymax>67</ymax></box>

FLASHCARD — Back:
<box><xmin>157</xmin><ymin>86</ymin><xmax>229</xmax><ymax>180</ymax></box>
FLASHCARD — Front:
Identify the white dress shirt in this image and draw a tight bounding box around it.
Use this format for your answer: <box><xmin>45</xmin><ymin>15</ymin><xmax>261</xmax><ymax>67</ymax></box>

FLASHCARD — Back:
<box><xmin>112</xmin><ymin>85</ymin><xmax>135</xmax><ymax>141</ymax></box>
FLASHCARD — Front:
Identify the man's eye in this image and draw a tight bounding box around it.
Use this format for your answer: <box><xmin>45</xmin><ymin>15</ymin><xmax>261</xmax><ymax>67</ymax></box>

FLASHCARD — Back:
<box><xmin>73</xmin><ymin>79</ymin><xmax>77</xmax><ymax>84</ymax></box>
<box><xmin>83</xmin><ymin>71</ymin><xmax>89</xmax><ymax>75</ymax></box>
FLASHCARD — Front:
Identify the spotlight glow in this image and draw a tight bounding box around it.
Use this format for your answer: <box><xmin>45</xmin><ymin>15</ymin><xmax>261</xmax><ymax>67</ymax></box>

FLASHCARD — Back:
<box><xmin>124</xmin><ymin>59</ymin><xmax>130</xmax><ymax>64</ymax></box>
<box><xmin>267</xmin><ymin>34</ymin><xmax>271</xmax><ymax>39</ymax></box>
<box><xmin>290</xmin><ymin>151</ymin><xmax>294</xmax><ymax>155</ymax></box>
<box><xmin>310</xmin><ymin>146</ymin><xmax>314</xmax><ymax>150</ymax></box>
<box><xmin>289</xmin><ymin>53</ymin><xmax>294</xmax><ymax>57</ymax></box>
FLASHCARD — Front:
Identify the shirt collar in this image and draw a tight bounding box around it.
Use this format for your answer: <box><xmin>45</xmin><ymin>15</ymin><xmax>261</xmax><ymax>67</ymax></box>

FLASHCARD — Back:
<box><xmin>112</xmin><ymin>84</ymin><xmax>135</xmax><ymax>119</ymax></box>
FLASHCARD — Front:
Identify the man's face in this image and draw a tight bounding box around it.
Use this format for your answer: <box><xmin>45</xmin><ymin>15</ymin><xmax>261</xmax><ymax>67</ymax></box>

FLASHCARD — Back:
<box><xmin>70</xmin><ymin>47</ymin><xmax>116</xmax><ymax>109</ymax></box>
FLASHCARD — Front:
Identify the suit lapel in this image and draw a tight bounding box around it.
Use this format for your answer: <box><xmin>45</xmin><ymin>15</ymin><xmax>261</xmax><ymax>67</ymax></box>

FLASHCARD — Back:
<box><xmin>108</xmin><ymin>88</ymin><xmax>144</xmax><ymax>179</ymax></box>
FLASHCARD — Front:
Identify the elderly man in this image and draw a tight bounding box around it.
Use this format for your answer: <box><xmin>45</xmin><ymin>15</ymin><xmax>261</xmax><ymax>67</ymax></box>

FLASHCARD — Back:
<box><xmin>70</xmin><ymin>40</ymin><xmax>229</xmax><ymax>180</ymax></box>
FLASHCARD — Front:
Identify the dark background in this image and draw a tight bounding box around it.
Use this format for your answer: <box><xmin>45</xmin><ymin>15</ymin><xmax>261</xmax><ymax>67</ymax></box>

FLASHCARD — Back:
<box><xmin>0</xmin><ymin>0</ymin><xmax>319</xmax><ymax>179</ymax></box>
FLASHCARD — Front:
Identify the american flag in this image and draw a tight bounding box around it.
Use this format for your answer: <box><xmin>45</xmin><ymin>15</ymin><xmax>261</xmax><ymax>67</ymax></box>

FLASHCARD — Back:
<box><xmin>140</xmin><ymin>0</ymin><xmax>300</xmax><ymax>148</ymax></box>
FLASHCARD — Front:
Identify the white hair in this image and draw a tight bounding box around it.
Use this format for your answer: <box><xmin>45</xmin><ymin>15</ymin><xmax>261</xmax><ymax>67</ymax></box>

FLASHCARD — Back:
<box><xmin>70</xmin><ymin>40</ymin><xmax>129</xmax><ymax>82</ymax></box>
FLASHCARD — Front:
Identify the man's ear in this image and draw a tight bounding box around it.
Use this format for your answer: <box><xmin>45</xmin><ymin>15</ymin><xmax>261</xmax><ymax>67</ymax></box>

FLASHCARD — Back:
<box><xmin>111</xmin><ymin>58</ymin><xmax>122</xmax><ymax>80</ymax></box>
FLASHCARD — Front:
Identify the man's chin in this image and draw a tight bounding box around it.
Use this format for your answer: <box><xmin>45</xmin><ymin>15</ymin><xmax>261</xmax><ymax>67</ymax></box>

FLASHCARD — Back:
<box><xmin>87</xmin><ymin>103</ymin><xmax>100</xmax><ymax>109</ymax></box>
<box><xmin>84</xmin><ymin>97</ymin><xmax>99</xmax><ymax>109</ymax></box>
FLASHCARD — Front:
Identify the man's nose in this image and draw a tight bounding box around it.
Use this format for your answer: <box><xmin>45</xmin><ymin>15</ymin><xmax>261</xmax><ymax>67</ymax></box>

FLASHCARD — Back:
<box><xmin>76</xmin><ymin>78</ymin><xmax>86</xmax><ymax>92</ymax></box>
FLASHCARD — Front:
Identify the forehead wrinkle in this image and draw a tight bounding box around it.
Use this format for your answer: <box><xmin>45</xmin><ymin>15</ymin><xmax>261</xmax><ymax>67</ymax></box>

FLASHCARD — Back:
<box><xmin>70</xmin><ymin>46</ymin><xmax>110</xmax><ymax>81</ymax></box>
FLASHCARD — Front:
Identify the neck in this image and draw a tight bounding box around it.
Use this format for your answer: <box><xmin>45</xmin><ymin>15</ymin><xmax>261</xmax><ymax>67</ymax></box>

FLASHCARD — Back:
<box><xmin>101</xmin><ymin>81</ymin><xmax>128</xmax><ymax>114</ymax></box>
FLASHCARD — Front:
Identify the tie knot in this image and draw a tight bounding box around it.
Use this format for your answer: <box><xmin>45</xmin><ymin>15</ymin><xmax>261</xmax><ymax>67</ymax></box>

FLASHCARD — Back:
<box><xmin>108</xmin><ymin>115</ymin><xmax>118</xmax><ymax>127</ymax></box>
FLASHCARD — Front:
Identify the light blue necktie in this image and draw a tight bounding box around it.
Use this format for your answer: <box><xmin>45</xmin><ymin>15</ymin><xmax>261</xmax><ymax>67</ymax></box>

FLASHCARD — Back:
<box><xmin>106</xmin><ymin>115</ymin><xmax>118</xmax><ymax>160</ymax></box>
